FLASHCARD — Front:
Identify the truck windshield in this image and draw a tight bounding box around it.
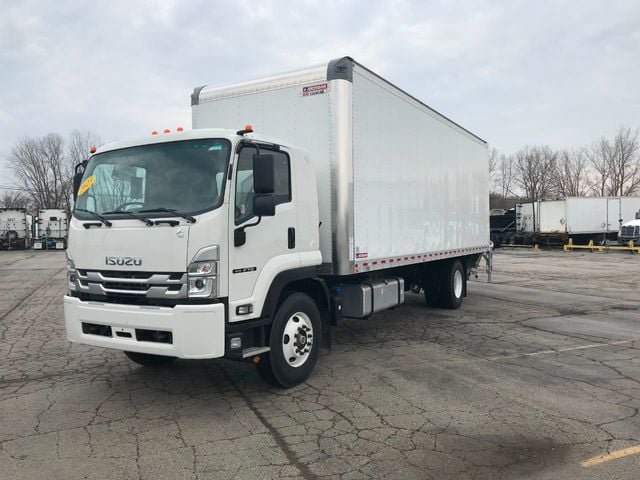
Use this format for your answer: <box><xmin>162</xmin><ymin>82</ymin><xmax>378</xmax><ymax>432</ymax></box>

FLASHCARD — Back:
<box><xmin>74</xmin><ymin>139</ymin><xmax>231</xmax><ymax>217</ymax></box>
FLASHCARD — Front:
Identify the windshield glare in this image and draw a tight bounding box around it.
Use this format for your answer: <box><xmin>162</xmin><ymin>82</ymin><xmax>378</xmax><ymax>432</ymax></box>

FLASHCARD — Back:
<box><xmin>74</xmin><ymin>139</ymin><xmax>230</xmax><ymax>217</ymax></box>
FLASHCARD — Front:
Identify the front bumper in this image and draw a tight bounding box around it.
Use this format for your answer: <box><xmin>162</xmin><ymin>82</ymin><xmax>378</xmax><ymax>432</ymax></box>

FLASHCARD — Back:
<box><xmin>64</xmin><ymin>296</ymin><xmax>225</xmax><ymax>359</ymax></box>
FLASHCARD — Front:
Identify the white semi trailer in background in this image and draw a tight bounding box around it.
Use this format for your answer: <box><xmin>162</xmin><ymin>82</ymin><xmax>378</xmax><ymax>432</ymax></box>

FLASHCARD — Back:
<box><xmin>516</xmin><ymin>197</ymin><xmax>640</xmax><ymax>244</ymax></box>
<box><xmin>33</xmin><ymin>209</ymin><xmax>68</xmax><ymax>250</ymax></box>
<box><xmin>64</xmin><ymin>57</ymin><xmax>490</xmax><ymax>387</ymax></box>
<box><xmin>0</xmin><ymin>208</ymin><xmax>31</xmax><ymax>250</ymax></box>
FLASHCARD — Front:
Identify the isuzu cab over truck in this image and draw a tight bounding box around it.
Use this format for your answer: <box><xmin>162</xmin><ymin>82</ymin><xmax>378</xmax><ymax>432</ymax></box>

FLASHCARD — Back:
<box><xmin>64</xmin><ymin>57</ymin><xmax>490</xmax><ymax>387</ymax></box>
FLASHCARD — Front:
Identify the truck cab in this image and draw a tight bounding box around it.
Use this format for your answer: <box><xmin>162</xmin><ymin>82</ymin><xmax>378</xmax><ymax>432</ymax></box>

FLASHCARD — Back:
<box><xmin>65</xmin><ymin>128</ymin><xmax>324</xmax><ymax>387</ymax></box>
<box><xmin>618</xmin><ymin>210</ymin><xmax>640</xmax><ymax>244</ymax></box>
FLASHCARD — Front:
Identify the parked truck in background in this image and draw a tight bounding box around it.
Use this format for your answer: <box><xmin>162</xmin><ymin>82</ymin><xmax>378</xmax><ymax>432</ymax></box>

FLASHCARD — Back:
<box><xmin>618</xmin><ymin>210</ymin><xmax>640</xmax><ymax>244</ymax></box>
<box><xmin>490</xmin><ymin>197</ymin><xmax>640</xmax><ymax>247</ymax></box>
<box><xmin>0</xmin><ymin>208</ymin><xmax>31</xmax><ymax>250</ymax></box>
<box><xmin>33</xmin><ymin>209</ymin><xmax>68</xmax><ymax>250</ymax></box>
<box><xmin>63</xmin><ymin>57</ymin><xmax>490</xmax><ymax>387</ymax></box>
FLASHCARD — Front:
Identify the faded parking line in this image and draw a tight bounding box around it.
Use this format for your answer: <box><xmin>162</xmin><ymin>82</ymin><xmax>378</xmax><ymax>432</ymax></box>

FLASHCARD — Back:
<box><xmin>581</xmin><ymin>445</ymin><xmax>640</xmax><ymax>467</ymax></box>
<box><xmin>491</xmin><ymin>339</ymin><xmax>634</xmax><ymax>360</ymax></box>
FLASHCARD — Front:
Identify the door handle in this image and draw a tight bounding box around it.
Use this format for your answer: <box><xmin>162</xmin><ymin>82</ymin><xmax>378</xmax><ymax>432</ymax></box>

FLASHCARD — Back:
<box><xmin>288</xmin><ymin>227</ymin><xmax>295</xmax><ymax>249</ymax></box>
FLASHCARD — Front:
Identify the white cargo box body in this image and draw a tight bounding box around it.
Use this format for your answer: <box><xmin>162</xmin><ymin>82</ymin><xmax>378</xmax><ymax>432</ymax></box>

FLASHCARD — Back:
<box><xmin>519</xmin><ymin>197</ymin><xmax>640</xmax><ymax>235</ymax></box>
<box><xmin>538</xmin><ymin>200</ymin><xmax>566</xmax><ymax>233</ymax></box>
<box><xmin>38</xmin><ymin>209</ymin><xmax>68</xmax><ymax>239</ymax></box>
<box><xmin>193</xmin><ymin>57</ymin><xmax>489</xmax><ymax>275</ymax></box>
<box><xmin>0</xmin><ymin>208</ymin><xmax>30</xmax><ymax>239</ymax></box>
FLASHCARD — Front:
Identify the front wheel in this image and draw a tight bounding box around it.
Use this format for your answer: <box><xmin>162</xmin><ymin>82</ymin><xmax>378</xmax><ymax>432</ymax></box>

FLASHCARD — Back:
<box><xmin>256</xmin><ymin>293</ymin><xmax>322</xmax><ymax>388</ymax></box>
<box><xmin>124</xmin><ymin>351</ymin><xmax>177</xmax><ymax>367</ymax></box>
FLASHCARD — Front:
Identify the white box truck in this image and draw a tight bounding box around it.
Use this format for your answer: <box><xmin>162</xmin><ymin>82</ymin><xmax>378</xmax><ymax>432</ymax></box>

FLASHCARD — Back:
<box><xmin>64</xmin><ymin>57</ymin><xmax>490</xmax><ymax>387</ymax></box>
<box><xmin>33</xmin><ymin>208</ymin><xmax>68</xmax><ymax>249</ymax></box>
<box><xmin>517</xmin><ymin>197</ymin><xmax>640</xmax><ymax>244</ymax></box>
<box><xmin>0</xmin><ymin>208</ymin><xmax>31</xmax><ymax>250</ymax></box>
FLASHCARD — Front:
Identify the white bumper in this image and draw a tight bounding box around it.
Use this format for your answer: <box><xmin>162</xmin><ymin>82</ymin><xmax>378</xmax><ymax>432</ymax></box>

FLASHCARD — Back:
<box><xmin>64</xmin><ymin>296</ymin><xmax>225</xmax><ymax>359</ymax></box>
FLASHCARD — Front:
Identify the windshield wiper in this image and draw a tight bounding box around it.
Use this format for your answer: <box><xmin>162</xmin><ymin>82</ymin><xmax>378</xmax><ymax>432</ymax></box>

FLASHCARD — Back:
<box><xmin>102</xmin><ymin>210</ymin><xmax>154</xmax><ymax>226</ymax></box>
<box><xmin>137</xmin><ymin>207</ymin><xmax>196</xmax><ymax>223</ymax></box>
<box><xmin>75</xmin><ymin>208</ymin><xmax>112</xmax><ymax>228</ymax></box>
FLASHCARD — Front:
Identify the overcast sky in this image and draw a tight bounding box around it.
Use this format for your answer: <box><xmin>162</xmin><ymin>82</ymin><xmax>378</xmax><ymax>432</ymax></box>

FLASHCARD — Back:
<box><xmin>1</xmin><ymin>0</ymin><xmax>639</xmax><ymax>182</ymax></box>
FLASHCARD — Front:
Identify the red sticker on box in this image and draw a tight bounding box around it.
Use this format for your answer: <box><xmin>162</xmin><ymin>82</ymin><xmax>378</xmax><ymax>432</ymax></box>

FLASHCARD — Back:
<box><xmin>301</xmin><ymin>83</ymin><xmax>328</xmax><ymax>97</ymax></box>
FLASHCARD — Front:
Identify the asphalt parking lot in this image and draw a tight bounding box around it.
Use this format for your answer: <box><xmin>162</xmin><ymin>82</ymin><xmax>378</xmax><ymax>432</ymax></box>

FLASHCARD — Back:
<box><xmin>0</xmin><ymin>249</ymin><xmax>639</xmax><ymax>479</ymax></box>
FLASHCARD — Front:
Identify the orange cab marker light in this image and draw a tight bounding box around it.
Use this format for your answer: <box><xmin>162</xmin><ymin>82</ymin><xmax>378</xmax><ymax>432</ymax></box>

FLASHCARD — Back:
<box><xmin>151</xmin><ymin>130</ymin><xmax>158</xmax><ymax>135</ymax></box>
<box><xmin>177</xmin><ymin>127</ymin><xmax>184</xmax><ymax>132</ymax></box>
<box><xmin>89</xmin><ymin>146</ymin><xmax>97</xmax><ymax>153</ymax></box>
<box><xmin>245</xmin><ymin>124</ymin><xmax>253</xmax><ymax>132</ymax></box>
<box><xmin>163</xmin><ymin>129</ymin><xmax>170</xmax><ymax>133</ymax></box>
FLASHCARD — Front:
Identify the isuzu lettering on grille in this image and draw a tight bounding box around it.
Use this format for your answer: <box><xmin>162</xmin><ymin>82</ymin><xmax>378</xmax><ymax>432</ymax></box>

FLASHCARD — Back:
<box><xmin>105</xmin><ymin>256</ymin><xmax>142</xmax><ymax>266</ymax></box>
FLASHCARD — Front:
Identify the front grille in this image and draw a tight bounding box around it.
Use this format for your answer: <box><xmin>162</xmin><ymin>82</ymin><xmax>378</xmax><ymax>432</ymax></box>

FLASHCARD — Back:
<box><xmin>620</xmin><ymin>226</ymin><xmax>640</xmax><ymax>238</ymax></box>
<box><xmin>74</xmin><ymin>269</ymin><xmax>187</xmax><ymax>301</ymax></box>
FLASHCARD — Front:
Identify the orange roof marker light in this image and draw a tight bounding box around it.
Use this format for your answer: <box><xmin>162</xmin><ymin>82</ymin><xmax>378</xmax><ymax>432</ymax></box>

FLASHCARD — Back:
<box><xmin>163</xmin><ymin>129</ymin><xmax>171</xmax><ymax>133</ymax></box>
<box><xmin>151</xmin><ymin>130</ymin><xmax>158</xmax><ymax>135</ymax></box>
<box><xmin>89</xmin><ymin>146</ymin><xmax>97</xmax><ymax>153</ymax></box>
<box><xmin>236</xmin><ymin>124</ymin><xmax>254</xmax><ymax>136</ymax></box>
<box><xmin>176</xmin><ymin>127</ymin><xmax>184</xmax><ymax>132</ymax></box>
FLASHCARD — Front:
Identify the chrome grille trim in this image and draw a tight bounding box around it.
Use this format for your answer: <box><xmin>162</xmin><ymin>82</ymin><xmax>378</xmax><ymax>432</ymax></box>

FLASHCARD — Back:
<box><xmin>75</xmin><ymin>270</ymin><xmax>188</xmax><ymax>299</ymax></box>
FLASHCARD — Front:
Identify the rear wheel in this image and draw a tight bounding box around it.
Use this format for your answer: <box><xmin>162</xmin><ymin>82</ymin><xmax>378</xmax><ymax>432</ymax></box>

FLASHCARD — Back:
<box><xmin>423</xmin><ymin>260</ymin><xmax>465</xmax><ymax>310</ymax></box>
<box><xmin>124</xmin><ymin>351</ymin><xmax>176</xmax><ymax>367</ymax></box>
<box><xmin>256</xmin><ymin>293</ymin><xmax>322</xmax><ymax>388</ymax></box>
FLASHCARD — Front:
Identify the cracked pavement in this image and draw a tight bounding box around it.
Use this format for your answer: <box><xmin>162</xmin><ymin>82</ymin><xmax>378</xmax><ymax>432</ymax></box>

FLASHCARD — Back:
<box><xmin>1</xmin><ymin>249</ymin><xmax>639</xmax><ymax>479</ymax></box>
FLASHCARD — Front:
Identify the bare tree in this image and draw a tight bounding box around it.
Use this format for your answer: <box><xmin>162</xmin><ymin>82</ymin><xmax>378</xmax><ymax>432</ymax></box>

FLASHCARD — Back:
<box><xmin>8</xmin><ymin>133</ymin><xmax>69</xmax><ymax>210</ymax></box>
<box><xmin>68</xmin><ymin>130</ymin><xmax>102</xmax><ymax>167</ymax></box>
<box><xmin>553</xmin><ymin>149</ymin><xmax>589</xmax><ymax>197</ymax></box>
<box><xmin>0</xmin><ymin>189</ymin><xmax>30</xmax><ymax>208</ymax></box>
<box><xmin>6</xmin><ymin>131</ymin><xmax>102</xmax><ymax>215</ymax></box>
<box><xmin>514</xmin><ymin>146</ymin><xmax>557</xmax><ymax>228</ymax></box>
<box><xmin>497</xmin><ymin>154</ymin><xmax>517</xmax><ymax>199</ymax></box>
<box><xmin>609</xmin><ymin>126</ymin><xmax>640</xmax><ymax>196</ymax></box>
<box><xmin>586</xmin><ymin>126</ymin><xmax>640</xmax><ymax>196</ymax></box>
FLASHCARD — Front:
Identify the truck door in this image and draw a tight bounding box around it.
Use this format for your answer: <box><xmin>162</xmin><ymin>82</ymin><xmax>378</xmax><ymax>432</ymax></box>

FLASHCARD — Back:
<box><xmin>228</xmin><ymin>144</ymin><xmax>298</xmax><ymax>321</ymax></box>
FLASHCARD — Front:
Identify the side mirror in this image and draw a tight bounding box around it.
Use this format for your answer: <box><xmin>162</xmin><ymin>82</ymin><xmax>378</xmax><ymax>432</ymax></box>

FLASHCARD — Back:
<box><xmin>234</xmin><ymin>228</ymin><xmax>246</xmax><ymax>247</ymax></box>
<box><xmin>73</xmin><ymin>160</ymin><xmax>88</xmax><ymax>201</ymax></box>
<box><xmin>253</xmin><ymin>154</ymin><xmax>276</xmax><ymax>194</ymax></box>
<box><xmin>73</xmin><ymin>172</ymin><xmax>84</xmax><ymax>200</ymax></box>
<box><xmin>253</xmin><ymin>194</ymin><xmax>276</xmax><ymax>217</ymax></box>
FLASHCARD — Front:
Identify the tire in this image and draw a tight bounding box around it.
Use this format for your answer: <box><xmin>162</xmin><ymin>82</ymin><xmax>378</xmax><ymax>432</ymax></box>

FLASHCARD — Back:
<box><xmin>124</xmin><ymin>351</ymin><xmax>177</xmax><ymax>367</ymax></box>
<box><xmin>490</xmin><ymin>233</ymin><xmax>501</xmax><ymax>249</ymax></box>
<box><xmin>423</xmin><ymin>260</ymin><xmax>465</xmax><ymax>310</ymax></box>
<box><xmin>256</xmin><ymin>293</ymin><xmax>322</xmax><ymax>388</ymax></box>
<box><xmin>423</xmin><ymin>265</ymin><xmax>443</xmax><ymax>308</ymax></box>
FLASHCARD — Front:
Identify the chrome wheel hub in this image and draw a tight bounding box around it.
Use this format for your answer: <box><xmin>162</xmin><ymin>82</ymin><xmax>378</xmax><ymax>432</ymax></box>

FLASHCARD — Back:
<box><xmin>282</xmin><ymin>312</ymin><xmax>314</xmax><ymax>368</ymax></box>
<box><xmin>454</xmin><ymin>269</ymin><xmax>463</xmax><ymax>299</ymax></box>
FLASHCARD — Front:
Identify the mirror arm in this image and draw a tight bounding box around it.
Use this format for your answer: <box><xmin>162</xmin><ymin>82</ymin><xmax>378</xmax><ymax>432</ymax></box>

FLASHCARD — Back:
<box><xmin>234</xmin><ymin>216</ymin><xmax>262</xmax><ymax>247</ymax></box>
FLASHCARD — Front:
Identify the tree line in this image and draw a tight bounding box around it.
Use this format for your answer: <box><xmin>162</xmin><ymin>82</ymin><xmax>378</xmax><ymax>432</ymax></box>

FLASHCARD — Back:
<box><xmin>1</xmin><ymin>126</ymin><xmax>639</xmax><ymax>214</ymax></box>
<box><xmin>490</xmin><ymin>126</ymin><xmax>640</xmax><ymax>206</ymax></box>
<box><xmin>0</xmin><ymin>131</ymin><xmax>101</xmax><ymax>214</ymax></box>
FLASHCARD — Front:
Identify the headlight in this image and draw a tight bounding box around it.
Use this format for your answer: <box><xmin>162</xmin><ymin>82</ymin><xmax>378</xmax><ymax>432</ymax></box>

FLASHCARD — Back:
<box><xmin>188</xmin><ymin>276</ymin><xmax>216</xmax><ymax>297</ymax></box>
<box><xmin>67</xmin><ymin>258</ymin><xmax>77</xmax><ymax>292</ymax></box>
<box><xmin>188</xmin><ymin>261</ymin><xmax>217</xmax><ymax>276</ymax></box>
<box><xmin>187</xmin><ymin>260</ymin><xmax>218</xmax><ymax>298</ymax></box>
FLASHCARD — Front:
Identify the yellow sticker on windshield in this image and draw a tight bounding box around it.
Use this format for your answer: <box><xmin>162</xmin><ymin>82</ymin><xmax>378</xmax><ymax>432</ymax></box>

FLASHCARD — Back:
<box><xmin>77</xmin><ymin>175</ymin><xmax>96</xmax><ymax>196</ymax></box>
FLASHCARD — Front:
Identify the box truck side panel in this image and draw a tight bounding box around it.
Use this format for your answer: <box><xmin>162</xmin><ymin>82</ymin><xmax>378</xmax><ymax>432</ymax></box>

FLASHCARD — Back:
<box><xmin>193</xmin><ymin>65</ymin><xmax>336</xmax><ymax>267</ymax></box>
<box><xmin>566</xmin><ymin>197</ymin><xmax>607</xmax><ymax>234</ymax></box>
<box><xmin>351</xmin><ymin>67</ymin><xmax>489</xmax><ymax>262</ymax></box>
<box><xmin>538</xmin><ymin>200</ymin><xmax>566</xmax><ymax>233</ymax></box>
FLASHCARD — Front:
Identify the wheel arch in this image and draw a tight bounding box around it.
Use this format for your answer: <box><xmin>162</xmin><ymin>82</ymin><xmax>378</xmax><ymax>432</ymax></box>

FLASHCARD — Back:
<box><xmin>261</xmin><ymin>268</ymin><xmax>332</xmax><ymax>348</ymax></box>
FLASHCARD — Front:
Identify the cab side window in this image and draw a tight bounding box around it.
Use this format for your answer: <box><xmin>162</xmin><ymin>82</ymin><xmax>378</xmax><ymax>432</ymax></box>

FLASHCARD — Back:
<box><xmin>235</xmin><ymin>147</ymin><xmax>291</xmax><ymax>224</ymax></box>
